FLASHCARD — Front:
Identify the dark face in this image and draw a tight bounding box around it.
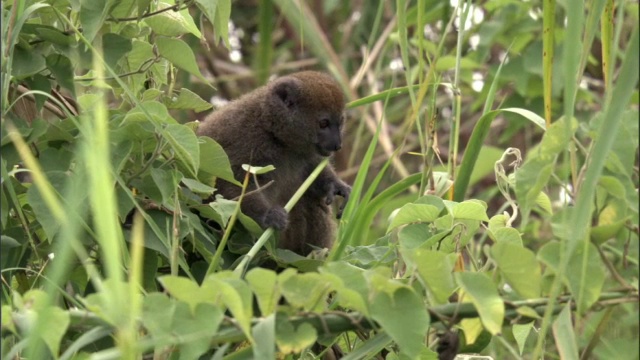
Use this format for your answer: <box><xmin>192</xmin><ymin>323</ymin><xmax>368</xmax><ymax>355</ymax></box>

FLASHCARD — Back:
<box><xmin>315</xmin><ymin>112</ymin><xmax>344</xmax><ymax>157</ymax></box>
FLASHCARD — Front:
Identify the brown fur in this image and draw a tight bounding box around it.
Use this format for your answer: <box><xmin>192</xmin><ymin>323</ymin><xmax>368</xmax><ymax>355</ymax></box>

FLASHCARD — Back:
<box><xmin>197</xmin><ymin>71</ymin><xmax>350</xmax><ymax>255</ymax></box>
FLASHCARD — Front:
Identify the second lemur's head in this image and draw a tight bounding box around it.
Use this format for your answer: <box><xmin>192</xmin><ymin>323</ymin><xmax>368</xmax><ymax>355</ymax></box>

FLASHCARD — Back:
<box><xmin>265</xmin><ymin>71</ymin><xmax>346</xmax><ymax>157</ymax></box>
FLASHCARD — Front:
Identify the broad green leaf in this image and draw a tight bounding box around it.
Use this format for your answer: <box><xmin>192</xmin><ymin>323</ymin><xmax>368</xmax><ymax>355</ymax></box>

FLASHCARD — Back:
<box><xmin>194</xmin><ymin>0</ymin><xmax>218</xmax><ymax>26</ymax></box>
<box><xmin>319</xmin><ymin>262</ymin><xmax>369</xmax><ymax>315</ymax></box>
<box><xmin>281</xmin><ymin>273</ymin><xmax>333</xmax><ymax>312</ymax></box>
<box><xmin>12</xmin><ymin>47</ymin><xmax>46</xmax><ymax>79</ymax></box>
<box><xmin>79</xmin><ymin>0</ymin><xmax>115</xmax><ymax>42</ymax></box>
<box><xmin>398</xmin><ymin>223</ymin><xmax>435</xmax><ymax>249</ymax></box>
<box><xmin>45</xmin><ymin>54</ymin><xmax>74</xmax><ymax>96</ymax></box>
<box><xmin>142</xmin><ymin>294</ymin><xmax>223</xmax><ymax>360</ymax></box>
<box><xmin>370</xmin><ymin>288</ymin><xmax>430</xmax><ymax>358</ymax></box>
<box><xmin>142</xmin><ymin>293</ymin><xmax>179</xmax><ymax>337</ymax></box>
<box><xmin>166</xmin><ymin>88</ymin><xmax>213</xmax><ymax>112</ymax></box>
<box><xmin>491</xmin><ymin>242</ymin><xmax>541</xmax><ymax>299</ymax></box>
<box><xmin>487</xmin><ymin>214</ymin><xmax>508</xmax><ymax>231</ymax></box>
<box><xmin>158</xmin><ymin>276</ymin><xmax>217</xmax><ymax>313</ymax></box>
<box><xmin>102</xmin><ymin>33</ymin><xmax>133</xmax><ymax>69</ymax></box>
<box><xmin>37</xmin><ymin>307</ymin><xmax>70</xmax><ymax>356</ymax></box>
<box><xmin>198</xmin><ymin>0</ymin><xmax>232</xmax><ymax>47</ymax></box>
<box><xmin>513</xmin><ymin>321</ymin><xmax>534</xmax><ymax>355</ymax></box>
<box><xmin>198</xmin><ymin>136</ymin><xmax>241</xmax><ymax>186</ymax></box>
<box><xmin>150</xmin><ymin>168</ymin><xmax>179</xmax><ymax>205</ymax></box>
<box><xmin>459</xmin><ymin>317</ymin><xmax>484</xmax><ymax>346</ymax></box>
<box><xmin>34</xmin><ymin>26</ymin><xmax>76</xmax><ymax>46</ymax></box>
<box><xmin>552</xmin><ymin>305</ymin><xmax>579</xmax><ymax>360</ymax></box>
<box><xmin>246</xmin><ymin>268</ymin><xmax>280</xmax><ymax>316</ymax></box>
<box><xmin>456</xmin><ymin>272</ymin><xmax>504</xmax><ymax>335</ymax></box>
<box><xmin>26</xmin><ymin>171</ymin><xmax>68</xmax><ymax>242</ymax></box>
<box><xmin>156</xmin><ymin>37</ymin><xmax>207</xmax><ymax>83</ymax></box>
<box><xmin>516</xmin><ymin>306</ymin><xmax>542</xmax><ymax>319</ymax></box>
<box><xmin>275</xmin><ymin>317</ymin><xmax>317</xmax><ymax>355</ymax></box>
<box><xmin>82</xmin><ymin>280</ymin><xmax>131</xmax><ymax>327</ymax></box>
<box><xmin>592</xmin><ymin>199</ymin><xmax>628</xmax><ymax>243</ymax></box>
<box><xmin>253</xmin><ymin>314</ymin><xmax>276</xmax><ymax>360</ymax></box>
<box><xmin>19</xmin><ymin>291</ymin><xmax>71</xmax><ymax>357</ymax></box>
<box><xmin>537</xmin><ymin>241</ymin><xmax>605</xmax><ymax>315</ymax></box>
<box><xmin>458</xmin><ymin>325</ymin><xmax>492</xmax><ymax>354</ymax></box>
<box><xmin>535</xmin><ymin>191</ymin><xmax>553</xmax><ymax>215</ymax></box>
<box><xmin>174</xmin><ymin>303</ymin><xmax>223</xmax><ymax>360</ymax></box>
<box><xmin>491</xmin><ymin>227</ymin><xmax>523</xmax><ymax>245</ymax></box>
<box><xmin>123</xmin><ymin>101</ymin><xmax>177</xmax><ymax>124</ymax></box>
<box><xmin>387</xmin><ymin>203</ymin><xmax>440</xmax><ymax>233</ymax></box>
<box><xmin>144</xmin><ymin>3</ymin><xmax>201</xmax><ymax>37</ymax></box>
<box><xmin>181</xmin><ymin>178</ymin><xmax>216</xmax><ymax>196</ymax></box>
<box><xmin>207</xmin><ymin>275</ymin><xmax>254</xmax><ymax>341</ymax></box>
<box><xmin>451</xmin><ymin>201</ymin><xmax>490</xmax><ymax>221</ymax></box>
<box><xmin>209</xmin><ymin>196</ymin><xmax>237</xmax><ymax>228</ymax></box>
<box><xmin>163</xmin><ymin>124</ymin><xmax>200</xmax><ymax>178</ymax></box>
<box><xmin>402</xmin><ymin>249</ymin><xmax>455</xmax><ymax>304</ymax></box>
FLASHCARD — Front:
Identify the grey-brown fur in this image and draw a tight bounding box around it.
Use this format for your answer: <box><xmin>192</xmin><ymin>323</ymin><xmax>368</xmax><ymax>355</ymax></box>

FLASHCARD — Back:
<box><xmin>197</xmin><ymin>71</ymin><xmax>350</xmax><ymax>255</ymax></box>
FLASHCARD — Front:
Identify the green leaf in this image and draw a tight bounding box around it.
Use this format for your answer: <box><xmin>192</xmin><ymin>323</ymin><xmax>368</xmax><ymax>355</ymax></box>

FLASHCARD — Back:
<box><xmin>144</xmin><ymin>3</ymin><xmax>201</xmax><ymax>37</ymax></box>
<box><xmin>123</xmin><ymin>101</ymin><xmax>177</xmax><ymax>124</ymax></box>
<box><xmin>537</xmin><ymin>241</ymin><xmax>605</xmax><ymax>315</ymax></box>
<box><xmin>535</xmin><ymin>191</ymin><xmax>553</xmax><ymax>215</ymax></box>
<box><xmin>319</xmin><ymin>262</ymin><xmax>369</xmax><ymax>315</ymax></box>
<box><xmin>102</xmin><ymin>33</ymin><xmax>133</xmax><ymax>69</ymax></box>
<box><xmin>456</xmin><ymin>272</ymin><xmax>504</xmax><ymax>335</ymax></box>
<box><xmin>401</xmin><ymin>249</ymin><xmax>455</xmax><ymax>304</ymax></box>
<box><xmin>246</xmin><ymin>268</ymin><xmax>280</xmax><ymax>316</ymax></box>
<box><xmin>207</xmin><ymin>275</ymin><xmax>254</xmax><ymax>341</ymax></box>
<box><xmin>38</xmin><ymin>307</ymin><xmax>70</xmax><ymax>356</ymax></box>
<box><xmin>150</xmin><ymin>168</ymin><xmax>179</xmax><ymax>205</ymax></box>
<box><xmin>370</xmin><ymin>287</ymin><xmax>430</xmax><ymax>358</ymax></box>
<box><xmin>253</xmin><ymin>314</ymin><xmax>276</xmax><ymax>360</ymax></box>
<box><xmin>491</xmin><ymin>242</ymin><xmax>541</xmax><ymax>299</ymax></box>
<box><xmin>79</xmin><ymin>0</ymin><xmax>115</xmax><ymax>42</ymax></box>
<box><xmin>181</xmin><ymin>178</ymin><xmax>216</xmax><ymax>196</ymax></box>
<box><xmin>198</xmin><ymin>137</ymin><xmax>240</xmax><ymax>186</ymax></box>
<box><xmin>142</xmin><ymin>293</ymin><xmax>223</xmax><ymax>359</ymax></box>
<box><xmin>552</xmin><ymin>305</ymin><xmax>579</xmax><ymax>360</ymax></box>
<box><xmin>491</xmin><ymin>227</ymin><xmax>523</xmax><ymax>245</ymax></box>
<box><xmin>45</xmin><ymin>54</ymin><xmax>75</xmax><ymax>96</ymax></box>
<box><xmin>26</xmin><ymin>172</ymin><xmax>68</xmax><ymax>242</ymax></box>
<box><xmin>209</xmin><ymin>196</ymin><xmax>237</xmax><ymax>228</ymax></box>
<box><xmin>166</xmin><ymin>88</ymin><xmax>213</xmax><ymax>112</ymax></box>
<box><xmin>275</xmin><ymin>317</ymin><xmax>317</xmax><ymax>355</ymax></box>
<box><xmin>387</xmin><ymin>203</ymin><xmax>440</xmax><ymax>233</ymax></box>
<box><xmin>12</xmin><ymin>47</ymin><xmax>46</xmax><ymax>79</ymax></box>
<box><xmin>157</xmin><ymin>276</ymin><xmax>217</xmax><ymax>313</ymax></box>
<box><xmin>451</xmin><ymin>201</ymin><xmax>490</xmax><ymax>221</ymax></box>
<box><xmin>513</xmin><ymin>321</ymin><xmax>534</xmax><ymax>355</ymax></box>
<box><xmin>281</xmin><ymin>272</ymin><xmax>333</xmax><ymax>312</ymax></box>
<box><xmin>156</xmin><ymin>37</ymin><xmax>208</xmax><ymax>83</ymax></box>
<box><xmin>242</xmin><ymin>164</ymin><xmax>276</xmax><ymax>175</ymax></box>
<box><xmin>163</xmin><ymin>124</ymin><xmax>200</xmax><ymax>178</ymax></box>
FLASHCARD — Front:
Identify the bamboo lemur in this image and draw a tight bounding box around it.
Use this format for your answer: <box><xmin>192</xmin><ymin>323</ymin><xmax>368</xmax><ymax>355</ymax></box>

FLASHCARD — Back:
<box><xmin>197</xmin><ymin>71</ymin><xmax>350</xmax><ymax>255</ymax></box>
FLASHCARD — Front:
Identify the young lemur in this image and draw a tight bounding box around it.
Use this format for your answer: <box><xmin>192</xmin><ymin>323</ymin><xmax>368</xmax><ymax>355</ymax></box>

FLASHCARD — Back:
<box><xmin>197</xmin><ymin>71</ymin><xmax>351</xmax><ymax>255</ymax></box>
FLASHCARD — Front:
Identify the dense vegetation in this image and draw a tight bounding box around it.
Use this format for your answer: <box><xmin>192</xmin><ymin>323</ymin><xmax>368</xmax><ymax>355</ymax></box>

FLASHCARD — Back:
<box><xmin>1</xmin><ymin>0</ymin><xmax>638</xmax><ymax>359</ymax></box>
